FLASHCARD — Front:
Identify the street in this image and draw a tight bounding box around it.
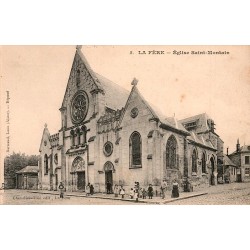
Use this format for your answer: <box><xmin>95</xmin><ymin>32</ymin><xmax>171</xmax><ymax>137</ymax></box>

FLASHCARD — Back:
<box><xmin>0</xmin><ymin>189</ymin><xmax>144</xmax><ymax>205</ymax></box>
<box><xmin>0</xmin><ymin>182</ymin><xmax>250</xmax><ymax>205</ymax></box>
<box><xmin>169</xmin><ymin>182</ymin><xmax>250</xmax><ymax>205</ymax></box>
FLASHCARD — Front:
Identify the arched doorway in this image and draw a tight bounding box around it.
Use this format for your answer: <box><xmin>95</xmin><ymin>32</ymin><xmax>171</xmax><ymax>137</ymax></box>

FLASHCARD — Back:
<box><xmin>104</xmin><ymin>161</ymin><xmax>115</xmax><ymax>193</ymax></box>
<box><xmin>210</xmin><ymin>157</ymin><xmax>215</xmax><ymax>185</ymax></box>
<box><xmin>72</xmin><ymin>157</ymin><xmax>86</xmax><ymax>191</ymax></box>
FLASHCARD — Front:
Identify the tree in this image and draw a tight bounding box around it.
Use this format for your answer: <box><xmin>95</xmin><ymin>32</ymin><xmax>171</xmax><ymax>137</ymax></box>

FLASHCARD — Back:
<box><xmin>4</xmin><ymin>152</ymin><xmax>39</xmax><ymax>188</ymax></box>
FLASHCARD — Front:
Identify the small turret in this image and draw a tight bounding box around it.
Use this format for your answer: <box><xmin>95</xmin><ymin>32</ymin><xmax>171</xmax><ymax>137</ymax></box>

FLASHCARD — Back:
<box><xmin>236</xmin><ymin>138</ymin><xmax>240</xmax><ymax>152</ymax></box>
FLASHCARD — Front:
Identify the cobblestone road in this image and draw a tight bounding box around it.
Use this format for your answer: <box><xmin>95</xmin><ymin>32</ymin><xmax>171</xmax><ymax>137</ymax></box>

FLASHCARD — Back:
<box><xmin>168</xmin><ymin>182</ymin><xmax>250</xmax><ymax>205</ymax></box>
<box><xmin>1</xmin><ymin>182</ymin><xmax>250</xmax><ymax>205</ymax></box>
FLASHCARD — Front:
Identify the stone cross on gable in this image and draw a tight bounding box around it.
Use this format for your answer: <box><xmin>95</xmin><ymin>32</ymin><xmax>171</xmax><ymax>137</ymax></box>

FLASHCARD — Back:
<box><xmin>131</xmin><ymin>77</ymin><xmax>138</xmax><ymax>86</ymax></box>
<box><xmin>76</xmin><ymin>45</ymin><xmax>82</xmax><ymax>51</ymax></box>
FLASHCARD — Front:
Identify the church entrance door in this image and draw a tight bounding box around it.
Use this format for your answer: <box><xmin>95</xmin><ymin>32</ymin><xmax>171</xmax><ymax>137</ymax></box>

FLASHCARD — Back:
<box><xmin>77</xmin><ymin>171</ymin><xmax>85</xmax><ymax>191</ymax></box>
<box><xmin>105</xmin><ymin>171</ymin><xmax>113</xmax><ymax>193</ymax></box>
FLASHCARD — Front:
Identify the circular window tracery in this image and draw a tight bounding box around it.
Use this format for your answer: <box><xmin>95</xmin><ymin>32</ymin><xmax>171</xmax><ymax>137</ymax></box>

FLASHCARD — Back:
<box><xmin>103</xmin><ymin>141</ymin><xmax>113</xmax><ymax>157</ymax></box>
<box><xmin>70</xmin><ymin>91</ymin><xmax>89</xmax><ymax>124</ymax></box>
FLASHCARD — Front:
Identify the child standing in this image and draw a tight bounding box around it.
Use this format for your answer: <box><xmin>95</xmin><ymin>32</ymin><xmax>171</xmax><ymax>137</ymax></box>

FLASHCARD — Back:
<box><xmin>114</xmin><ymin>184</ymin><xmax>119</xmax><ymax>197</ymax></box>
<box><xmin>120</xmin><ymin>186</ymin><xmax>125</xmax><ymax>199</ymax></box>
<box><xmin>129</xmin><ymin>188</ymin><xmax>134</xmax><ymax>199</ymax></box>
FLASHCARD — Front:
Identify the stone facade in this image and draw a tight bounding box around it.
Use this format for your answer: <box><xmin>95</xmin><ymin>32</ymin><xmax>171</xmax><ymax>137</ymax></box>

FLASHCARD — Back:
<box><xmin>228</xmin><ymin>141</ymin><xmax>250</xmax><ymax>182</ymax></box>
<box><xmin>38</xmin><ymin>47</ymin><xmax>223</xmax><ymax>193</ymax></box>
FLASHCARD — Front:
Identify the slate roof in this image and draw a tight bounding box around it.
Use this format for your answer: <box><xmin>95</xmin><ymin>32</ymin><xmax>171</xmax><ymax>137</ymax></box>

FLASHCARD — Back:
<box><xmin>187</xmin><ymin>132</ymin><xmax>216</xmax><ymax>150</ymax></box>
<box><xmin>16</xmin><ymin>166</ymin><xmax>39</xmax><ymax>174</ymax></box>
<box><xmin>163</xmin><ymin>117</ymin><xmax>190</xmax><ymax>134</ymax></box>
<box><xmin>223</xmin><ymin>154</ymin><xmax>237</xmax><ymax>167</ymax></box>
<box><xmin>179</xmin><ymin>113</ymin><xmax>210</xmax><ymax>134</ymax></box>
<box><xmin>231</xmin><ymin>145</ymin><xmax>250</xmax><ymax>154</ymax></box>
<box><xmin>94</xmin><ymin>73</ymin><xmax>130</xmax><ymax>110</ymax></box>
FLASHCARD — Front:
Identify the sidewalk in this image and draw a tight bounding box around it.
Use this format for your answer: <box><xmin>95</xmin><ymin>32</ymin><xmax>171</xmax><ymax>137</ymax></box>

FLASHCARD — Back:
<box><xmin>27</xmin><ymin>189</ymin><xmax>208</xmax><ymax>204</ymax></box>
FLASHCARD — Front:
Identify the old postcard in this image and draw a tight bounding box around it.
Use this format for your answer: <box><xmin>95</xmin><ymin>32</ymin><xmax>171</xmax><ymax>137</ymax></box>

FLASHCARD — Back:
<box><xmin>0</xmin><ymin>45</ymin><xmax>249</xmax><ymax>205</ymax></box>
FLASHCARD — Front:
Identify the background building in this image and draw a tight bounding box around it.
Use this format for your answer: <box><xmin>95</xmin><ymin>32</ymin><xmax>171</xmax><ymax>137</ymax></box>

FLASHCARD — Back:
<box><xmin>228</xmin><ymin>140</ymin><xmax>250</xmax><ymax>182</ymax></box>
<box><xmin>16</xmin><ymin>165</ymin><xmax>39</xmax><ymax>190</ymax></box>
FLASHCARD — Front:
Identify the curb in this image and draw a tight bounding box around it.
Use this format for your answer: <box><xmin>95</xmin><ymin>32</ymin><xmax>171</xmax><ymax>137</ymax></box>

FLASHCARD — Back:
<box><xmin>27</xmin><ymin>190</ymin><xmax>208</xmax><ymax>204</ymax></box>
<box><xmin>161</xmin><ymin>192</ymin><xmax>208</xmax><ymax>204</ymax></box>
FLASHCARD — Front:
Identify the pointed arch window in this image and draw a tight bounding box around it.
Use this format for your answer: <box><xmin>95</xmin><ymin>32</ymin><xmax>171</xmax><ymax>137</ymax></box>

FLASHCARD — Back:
<box><xmin>166</xmin><ymin>135</ymin><xmax>178</xmax><ymax>169</ymax></box>
<box><xmin>44</xmin><ymin>154</ymin><xmax>49</xmax><ymax>175</ymax></box>
<box><xmin>202</xmin><ymin>153</ymin><xmax>206</xmax><ymax>173</ymax></box>
<box><xmin>192</xmin><ymin>149</ymin><xmax>198</xmax><ymax>173</ymax></box>
<box><xmin>129</xmin><ymin>132</ymin><xmax>142</xmax><ymax>168</ymax></box>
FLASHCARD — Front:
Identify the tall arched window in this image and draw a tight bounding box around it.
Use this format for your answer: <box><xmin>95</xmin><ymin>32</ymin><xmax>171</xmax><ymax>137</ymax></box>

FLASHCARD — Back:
<box><xmin>166</xmin><ymin>135</ymin><xmax>178</xmax><ymax>169</ymax></box>
<box><xmin>129</xmin><ymin>132</ymin><xmax>142</xmax><ymax>168</ymax></box>
<box><xmin>202</xmin><ymin>153</ymin><xmax>206</xmax><ymax>173</ymax></box>
<box><xmin>44</xmin><ymin>154</ymin><xmax>49</xmax><ymax>174</ymax></box>
<box><xmin>192</xmin><ymin>149</ymin><xmax>198</xmax><ymax>173</ymax></box>
<box><xmin>81</xmin><ymin>125</ymin><xmax>87</xmax><ymax>144</ymax></box>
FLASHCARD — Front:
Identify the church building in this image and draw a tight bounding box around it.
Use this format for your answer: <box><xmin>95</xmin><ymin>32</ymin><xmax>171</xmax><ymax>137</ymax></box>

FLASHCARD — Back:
<box><xmin>39</xmin><ymin>46</ymin><xmax>223</xmax><ymax>192</ymax></box>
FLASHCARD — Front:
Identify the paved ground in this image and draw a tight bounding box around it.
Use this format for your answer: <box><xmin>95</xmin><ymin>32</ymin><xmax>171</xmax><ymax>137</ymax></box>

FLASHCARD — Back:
<box><xmin>1</xmin><ymin>182</ymin><xmax>250</xmax><ymax>205</ymax></box>
<box><xmin>169</xmin><ymin>182</ymin><xmax>250</xmax><ymax>205</ymax></box>
<box><xmin>0</xmin><ymin>189</ymin><xmax>143</xmax><ymax>205</ymax></box>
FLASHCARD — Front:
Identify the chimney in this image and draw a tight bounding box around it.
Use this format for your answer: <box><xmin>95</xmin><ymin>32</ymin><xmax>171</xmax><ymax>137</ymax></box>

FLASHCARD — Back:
<box><xmin>236</xmin><ymin>138</ymin><xmax>240</xmax><ymax>152</ymax></box>
<box><xmin>227</xmin><ymin>147</ymin><xmax>229</xmax><ymax>156</ymax></box>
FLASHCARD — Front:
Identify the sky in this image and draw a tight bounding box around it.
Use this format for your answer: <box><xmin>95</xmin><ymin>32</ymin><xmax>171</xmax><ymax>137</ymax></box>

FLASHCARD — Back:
<box><xmin>1</xmin><ymin>45</ymin><xmax>250</xmax><ymax>156</ymax></box>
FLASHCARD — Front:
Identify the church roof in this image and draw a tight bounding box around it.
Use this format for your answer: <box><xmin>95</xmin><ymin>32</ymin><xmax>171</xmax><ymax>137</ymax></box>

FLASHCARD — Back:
<box><xmin>179</xmin><ymin>113</ymin><xmax>210</xmax><ymax>133</ymax></box>
<box><xmin>187</xmin><ymin>132</ymin><xmax>216</xmax><ymax>150</ymax></box>
<box><xmin>163</xmin><ymin>117</ymin><xmax>190</xmax><ymax>134</ymax></box>
<box><xmin>16</xmin><ymin>165</ymin><xmax>39</xmax><ymax>174</ymax></box>
<box><xmin>94</xmin><ymin>73</ymin><xmax>130</xmax><ymax>110</ymax></box>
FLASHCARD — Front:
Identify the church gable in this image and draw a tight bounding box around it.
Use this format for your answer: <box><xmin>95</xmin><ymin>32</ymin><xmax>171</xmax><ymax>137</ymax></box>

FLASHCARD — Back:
<box><xmin>119</xmin><ymin>84</ymin><xmax>157</xmax><ymax>129</ymax></box>
<box><xmin>61</xmin><ymin>48</ymin><xmax>102</xmax><ymax>109</ymax></box>
<box><xmin>39</xmin><ymin>125</ymin><xmax>51</xmax><ymax>153</ymax></box>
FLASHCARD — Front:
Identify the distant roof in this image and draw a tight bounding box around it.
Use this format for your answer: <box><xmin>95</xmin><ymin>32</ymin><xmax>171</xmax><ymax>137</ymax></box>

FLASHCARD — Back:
<box><xmin>223</xmin><ymin>154</ymin><xmax>237</xmax><ymax>167</ymax></box>
<box><xmin>16</xmin><ymin>166</ymin><xmax>39</xmax><ymax>174</ymax></box>
<box><xmin>94</xmin><ymin>73</ymin><xmax>130</xmax><ymax>110</ymax></box>
<box><xmin>240</xmin><ymin>145</ymin><xmax>250</xmax><ymax>152</ymax></box>
<box><xmin>230</xmin><ymin>145</ymin><xmax>250</xmax><ymax>154</ymax></box>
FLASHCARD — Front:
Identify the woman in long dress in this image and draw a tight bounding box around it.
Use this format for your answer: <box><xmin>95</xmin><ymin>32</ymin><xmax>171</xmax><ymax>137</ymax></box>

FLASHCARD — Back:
<box><xmin>171</xmin><ymin>180</ymin><xmax>179</xmax><ymax>198</ymax></box>
<box><xmin>86</xmin><ymin>183</ymin><xmax>91</xmax><ymax>196</ymax></box>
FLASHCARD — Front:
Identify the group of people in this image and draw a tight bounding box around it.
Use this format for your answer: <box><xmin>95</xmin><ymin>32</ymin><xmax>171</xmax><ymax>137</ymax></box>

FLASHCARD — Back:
<box><xmin>160</xmin><ymin>179</ymin><xmax>180</xmax><ymax>199</ymax></box>
<box><xmin>58</xmin><ymin>179</ymin><xmax>180</xmax><ymax>200</ymax></box>
<box><xmin>86</xmin><ymin>183</ymin><xmax>94</xmax><ymax>196</ymax></box>
<box><xmin>108</xmin><ymin>180</ymin><xmax>180</xmax><ymax>201</ymax></box>
<box><xmin>113</xmin><ymin>184</ymin><xmax>125</xmax><ymax>198</ymax></box>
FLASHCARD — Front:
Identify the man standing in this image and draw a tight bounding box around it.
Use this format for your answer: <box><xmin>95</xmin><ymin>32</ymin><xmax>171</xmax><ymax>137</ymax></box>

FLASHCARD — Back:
<box><xmin>160</xmin><ymin>180</ymin><xmax>168</xmax><ymax>199</ymax></box>
<box><xmin>58</xmin><ymin>182</ymin><xmax>65</xmax><ymax>199</ymax></box>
